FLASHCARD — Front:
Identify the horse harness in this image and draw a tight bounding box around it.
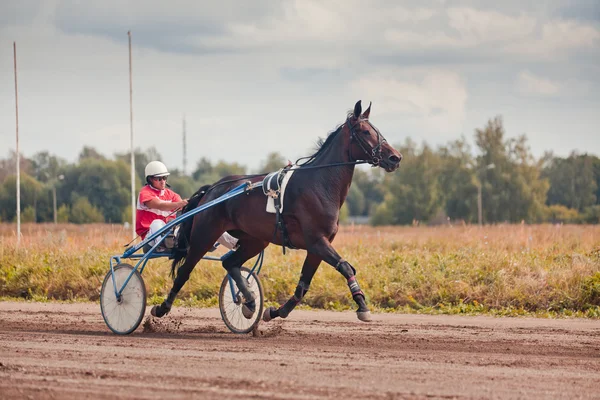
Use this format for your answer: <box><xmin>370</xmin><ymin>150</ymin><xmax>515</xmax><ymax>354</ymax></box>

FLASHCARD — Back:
<box><xmin>262</xmin><ymin>166</ymin><xmax>297</xmax><ymax>254</ymax></box>
<box><xmin>259</xmin><ymin>117</ymin><xmax>385</xmax><ymax>255</ymax></box>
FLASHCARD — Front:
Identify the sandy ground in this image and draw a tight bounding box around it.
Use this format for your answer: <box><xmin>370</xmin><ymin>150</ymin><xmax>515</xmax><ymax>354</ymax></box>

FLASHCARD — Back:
<box><xmin>0</xmin><ymin>302</ymin><xmax>599</xmax><ymax>399</ymax></box>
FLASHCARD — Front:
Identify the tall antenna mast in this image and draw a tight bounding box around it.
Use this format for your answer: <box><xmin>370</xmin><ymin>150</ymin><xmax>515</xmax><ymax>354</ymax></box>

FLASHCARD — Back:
<box><xmin>128</xmin><ymin>31</ymin><xmax>135</xmax><ymax>239</ymax></box>
<box><xmin>182</xmin><ymin>114</ymin><xmax>187</xmax><ymax>175</ymax></box>
<box><xmin>13</xmin><ymin>42</ymin><xmax>21</xmax><ymax>246</ymax></box>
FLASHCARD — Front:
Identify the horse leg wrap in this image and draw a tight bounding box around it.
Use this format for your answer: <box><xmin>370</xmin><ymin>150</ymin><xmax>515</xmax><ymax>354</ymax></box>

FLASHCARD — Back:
<box><xmin>278</xmin><ymin>281</ymin><xmax>310</xmax><ymax>318</ymax></box>
<box><xmin>347</xmin><ymin>276</ymin><xmax>364</xmax><ymax>298</ymax></box>
<box><xmin>335</xmin><ymin>259</ymin><xmax>356</xmax><ymax>278</ymax></box>
<box><xmin>335</xmin><ymin>260</ymin><xmax>368</xmax><ymax>312</ymax></box>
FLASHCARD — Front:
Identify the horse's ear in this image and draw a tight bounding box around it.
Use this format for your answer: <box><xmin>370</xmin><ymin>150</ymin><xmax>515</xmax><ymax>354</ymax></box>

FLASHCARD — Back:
<box><xmin>362</xmin><ymin>101</ymin><xmax>372</xmax><ymax>119</ymax></box>
<box><xmin>353</xmin><ymin>100</ymin><xmax>362</xmax><ymax>118</ymax></box>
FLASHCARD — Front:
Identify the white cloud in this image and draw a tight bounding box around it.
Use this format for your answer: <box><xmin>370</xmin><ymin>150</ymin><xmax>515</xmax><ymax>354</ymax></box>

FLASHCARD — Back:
<box><xmin>351</xmin><ymin>70</ymin><xmax>468</xmax><ymax>134</ymax></box>
<box><xmin>447</xmin><ymin>7</ymin><xmax>537</xmax><ymax>45</ymax></box>
<box><xmin>385</xmin><ymin>8</ymin><xmax>600</xmax><ymax>63</ymax></box>
<box><xmin>389</xmin><ymin>6</ymin><xmax>436</xmax><ymax>23</ymax></box>
<box><xmin>507</xmin><ymin>20</ymin><xmax>600</xmax><ymax>57</ymax></box>
<box><xmin>517</xmin><ymin>71</ymin><xmax>560</xmax><ymax>96</ymax></box>
<box><xmin>385</xmin><ymin>7</ymin><xmax>536</xmax><ymax>50</ymax></box>
<box><xmin>516</xmin><ymin>70</ymin><xmax>592</xmax><ymax>98</ymax></box>
<box><xmin>1</xmin><ymin>0</ymin><xmax>599</xmax><ymax>170</ymax></box>
<box><xmin>541</xmin><ymin>20</ymin><xmax>600</xmax><ymax>50</ymax></box>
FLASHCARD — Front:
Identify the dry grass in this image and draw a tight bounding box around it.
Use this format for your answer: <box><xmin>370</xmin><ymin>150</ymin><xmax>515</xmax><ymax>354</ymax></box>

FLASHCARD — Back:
<box><xmin>1</xmin><ymin>223</ymin><xmax>599</xmax><ymax>317</ymax></box>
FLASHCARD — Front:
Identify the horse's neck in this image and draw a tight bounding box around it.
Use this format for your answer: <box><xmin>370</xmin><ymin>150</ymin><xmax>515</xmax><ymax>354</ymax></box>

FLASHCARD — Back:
<box><xmin>310</xmin><ymin>130</ymin><xmax>355</xmax><ymax>204</ymax></box>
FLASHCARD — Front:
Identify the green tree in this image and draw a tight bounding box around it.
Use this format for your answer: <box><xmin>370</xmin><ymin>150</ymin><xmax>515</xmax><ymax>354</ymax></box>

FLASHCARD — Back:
<box><xmin>21</xmin><ymin>206</ymin><xmax>36</xmax><ymax>223</ymax></box>
<box><xmin>351</xmin><ymin>167</ymin><xmax>385</xmax><ymax>216</ymax></box>
<box><xmin>346</xmin><ymin>184</ymin><xmax>366</xmax><ymax>216</ymax></box>
<box><xmin>78</xmin><ymin>146</ymin><xmax>106</xmax><ymax>162</ymax></box>
<box><xmin>0</xmin><ymin>173</ymin><xmax>44</xmax><ymax>222</ymax></box>
<box><xmin>257</xmin><ymin>152</ymin><xmax>288</xmax><ymax>173</ymax></box>
<box><xmin>61</xmin><ymin>159</ymin><xmax>133</xmax><ymax>223</ymax></box>
<box><xmin>339</xmin><ymin>203</ymin><xmax>349</xmax><ymax>223</ymax></box>
<box><xmin>0</xmin><ymin>151</ymin><xmax>34</xmax><ymax>184</ymax></box>
<box><xmin>582</xmin><ymin>205</ymin><xmax>600</xmax><ymax>223</ymax></box>
<box><xmin>213</xmin><ymin>161</ymin><xmax>246</xmax><ymax>178</ymax></box>
<box><xmin>192</xmin><ymin>158</ymin><xmax>247</xmax><ymax>186</ymax></box>
<box><xmin>70</xmin><ymin>197</ymin><xmax>105</xmax><ymax>224</ymax></box>
<box><xmin>57</xmin><ymin>204</ymin><xmax>70</xmax><ymax>223</ymax></box>
<box><xmin>192</xmin><ymin>157</ymin><xmax>213</xmax><ymax>181</ymax></box>
<box><xmin>167</xmin><ymin>172</ymin><xmax>198</xmax><ymax>198</ymax></box>
<box><xmin>115</xmin><ymin>147</ymin><xmax>163</xmax><ymax>185</ymax></box>
<box><xmin>543</xmin><ymin>153</ymin><xmax>598</xmax><ymax>211</ymax></box>
<box><xmin>594</xmin><ymin>157</ymin><xmax>600</xmax><ymax>205</ymax></box>
<box><xmin>372</xmin><ymin>141</ymin><xmax>444</xmax><ymax>225</ymax></box>
<box><xmin>30</xmin><ymin>151</ymin><xmax>67</xmax><ymax>183</ymax></box>
<box><xmin>437</xmin><ymin>138</ymin><xmax>477</xmax><ymax>222</ymax></box>
<box><xmin>475</xmin><ymin>117</ymin><xmax>548</xmax><ymax>223</ymax></box>
<box><xmin>544</xmin><ymin>205</ymin><xmax>581</xmax><ymax>223</ymax></box>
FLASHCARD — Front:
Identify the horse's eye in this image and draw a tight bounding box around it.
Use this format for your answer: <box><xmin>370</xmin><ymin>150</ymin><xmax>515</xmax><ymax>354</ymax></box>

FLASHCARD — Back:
<box><xmin>362</xmin><ymin>130</ymin><xmax>370</xmax><ymax>135</ymax></box>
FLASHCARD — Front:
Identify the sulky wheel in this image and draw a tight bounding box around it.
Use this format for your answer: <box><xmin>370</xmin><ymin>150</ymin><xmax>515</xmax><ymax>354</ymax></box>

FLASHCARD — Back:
<box><xmin>100</xmin><ymin>263</ymin><xmax>147</xmax><ymax>335</ymax></box>
<box><xmin>219</xmin><ymin>266</ymin><xmax>264</xmax><ymax>334</ymax></box>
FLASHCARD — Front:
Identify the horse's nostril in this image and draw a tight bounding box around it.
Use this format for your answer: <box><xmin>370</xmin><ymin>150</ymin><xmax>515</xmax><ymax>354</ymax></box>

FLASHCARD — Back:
<box><xmin>389</xmin><ymin>155</ymin><xmax>401</xmax><ymax>164</ymax></box>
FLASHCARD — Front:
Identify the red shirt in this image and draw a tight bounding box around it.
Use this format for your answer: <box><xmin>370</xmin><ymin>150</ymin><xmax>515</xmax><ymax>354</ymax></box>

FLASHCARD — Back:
<box><xmin>136</xmin><ymin>185</ymin><xmax>182</xmax><ymax>238</ymax></box>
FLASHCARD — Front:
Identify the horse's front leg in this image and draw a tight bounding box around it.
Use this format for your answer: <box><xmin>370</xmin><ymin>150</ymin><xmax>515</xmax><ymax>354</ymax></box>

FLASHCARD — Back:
<box><xmin>308</xmin><ymin>236</ymin><xmax>371</xmax><ymax>322</ymax></box>
<box><xmin>263</xmin><ymin>253</ymin><xmax>321</xmax><ymax>322</ymax></box>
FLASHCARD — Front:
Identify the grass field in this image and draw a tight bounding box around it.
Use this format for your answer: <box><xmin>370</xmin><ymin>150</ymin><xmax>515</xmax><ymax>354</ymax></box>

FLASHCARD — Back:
<box><xmin>1</xmin><ymin>223</ymin><xmax>599</xmax><ymax>317</ymax></box>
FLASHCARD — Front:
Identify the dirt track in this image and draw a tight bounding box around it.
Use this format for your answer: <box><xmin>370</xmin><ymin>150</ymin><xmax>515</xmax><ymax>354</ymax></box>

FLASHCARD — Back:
<box><xmin>0</xmin><ymin>302</ymin><xmax>599</xmax><ymax>399</ymax></box>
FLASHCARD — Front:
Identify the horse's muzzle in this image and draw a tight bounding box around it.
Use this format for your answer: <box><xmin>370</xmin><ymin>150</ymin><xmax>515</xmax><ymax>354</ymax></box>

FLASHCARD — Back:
<box><xmin>381</xmin><ymin>154</ymin><xmax>402</xmax><ymax>172</ymax></box>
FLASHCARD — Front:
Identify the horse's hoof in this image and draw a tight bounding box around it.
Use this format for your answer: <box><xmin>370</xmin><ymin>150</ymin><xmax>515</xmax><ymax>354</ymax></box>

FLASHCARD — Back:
<box><xmin>357</xmin><ymin>310</ymin><xmax>372</xmax><ymax>322</ymax></box>
<box><xmin>242</xmin><ymin>300</ymin><xmax>256</xmax><ymax>319</ymax></box>
<box><xmin>262</xmin><ymin>306</ymin><xmax>276</xmax><ymax>322</ymax></box>
<box><xmin>150</xmin><ymin>305</ymin><xmax>160</xmax><ymax>317</ymax></box>
<box><xmin>151</xmin><ymin>304</ymin><xmax>170</xmax><ymax>318</ymax></box>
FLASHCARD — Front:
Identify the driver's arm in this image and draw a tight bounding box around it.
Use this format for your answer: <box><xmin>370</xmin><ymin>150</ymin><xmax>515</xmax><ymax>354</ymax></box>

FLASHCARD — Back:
<box><xmin>145</xmin><ymin>198</ymin><xmax>188</xmax><ymax>211</ymax></box>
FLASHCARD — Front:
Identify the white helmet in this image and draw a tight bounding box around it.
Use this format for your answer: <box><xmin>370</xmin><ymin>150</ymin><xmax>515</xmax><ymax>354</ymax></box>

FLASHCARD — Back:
<box><xmin>145</xmin><ymin>161</ymin><xmax>170</xmax><ymax>179</ymax></box>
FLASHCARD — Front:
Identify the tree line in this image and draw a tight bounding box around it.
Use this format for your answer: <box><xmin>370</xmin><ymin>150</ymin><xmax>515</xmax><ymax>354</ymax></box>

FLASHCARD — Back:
<box><xmin>0</xmin><ymin>116</ymin><xmax>598</xmax><ymax>225</ymax></box>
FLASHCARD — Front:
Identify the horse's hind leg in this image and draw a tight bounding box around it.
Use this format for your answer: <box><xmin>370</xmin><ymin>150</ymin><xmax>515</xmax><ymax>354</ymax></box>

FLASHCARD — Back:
<box><xmin>263</xmin><ymin>253</ymin><xmax>321</xmax><ymax>322</ymax></box>
<box><xmin>307</xmin><ymin>236</ymin><xmax>371</xmax><ymax>322</ymax></box>
<box><xmin>221</xmin><ymin>235</ymin><xmax>268</xmax><ymax>318</ymax></box>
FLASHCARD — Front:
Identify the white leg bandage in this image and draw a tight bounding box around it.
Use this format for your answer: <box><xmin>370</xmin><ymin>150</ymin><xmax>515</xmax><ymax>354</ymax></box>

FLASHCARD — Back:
<box><xmin>217</xmin><ymin>232</ymin><xmax>239</xmax><ymax>250</ymax></box>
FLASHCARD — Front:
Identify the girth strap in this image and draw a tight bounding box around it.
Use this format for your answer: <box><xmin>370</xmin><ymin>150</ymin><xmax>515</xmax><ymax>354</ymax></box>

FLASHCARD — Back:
<box><xmin>262</xmin><ymin>167</ymin><xmax>296</xmax><ymax>254</ymax></box>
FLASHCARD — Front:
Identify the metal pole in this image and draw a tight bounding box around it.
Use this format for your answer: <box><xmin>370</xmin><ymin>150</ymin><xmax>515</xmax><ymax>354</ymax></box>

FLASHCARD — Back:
<box><xmin>13</xmin><ymin>42</ymin><xmax>21</xmax><ymax>245</ymax></box>
<box><xmin>182</xmin><ymin>114</ymin><xmax>187</xmax><ymax>175</ymax></box>
<box><xmin>53</xmin><ymin>186</ymin><xmax>57</xmax><ymax>224</ymax></box>
<box><xmin>477</xmin><ymin>181</ymin><xmax>482</xmax><ymax>226</ymax></box>
<box><xmin>128</xmin><ymin>31</ymin><xmax>136</xmax><ymax>239</ymax></box>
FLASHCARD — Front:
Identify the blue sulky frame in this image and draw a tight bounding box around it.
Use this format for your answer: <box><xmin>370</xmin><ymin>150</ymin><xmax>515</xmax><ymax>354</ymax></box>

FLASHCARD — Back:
<box><xmin>107</xmin><ymin>181</ymin><xmax>264</xmax><ymax>304</ymax></box>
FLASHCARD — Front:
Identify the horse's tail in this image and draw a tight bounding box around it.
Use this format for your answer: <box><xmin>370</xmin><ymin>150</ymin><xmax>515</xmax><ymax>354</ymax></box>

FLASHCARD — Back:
<box><xmin>170</xmin><ymin>184</ymin><xmax>211</xmax><ymax>278</ymax></box>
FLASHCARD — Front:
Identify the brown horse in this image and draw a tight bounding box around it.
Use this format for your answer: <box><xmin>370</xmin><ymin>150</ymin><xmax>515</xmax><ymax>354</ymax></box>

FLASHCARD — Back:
<box><xmin>151</xmin><ymin>100</ymin><xmax>402</xmax><ymax>322</ymax></box>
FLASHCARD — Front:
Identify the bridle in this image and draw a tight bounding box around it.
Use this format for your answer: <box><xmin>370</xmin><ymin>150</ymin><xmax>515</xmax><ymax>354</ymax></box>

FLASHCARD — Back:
<box><xmin>199</xmin><ymin>116</ymin><xmax>390</xmax><ymax>195</ymax></box>
<box><xmin>346</xmin><ymin>117</ymin><xmax>386</xmax><ymax>167</ymax></box>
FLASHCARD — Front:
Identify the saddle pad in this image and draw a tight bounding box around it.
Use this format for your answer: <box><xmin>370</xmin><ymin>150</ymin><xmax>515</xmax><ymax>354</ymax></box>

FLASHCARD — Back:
<box><xmin>266</xmin><ymin>166</ymin><xmax>297</xmax><ymax>214</ymax></box>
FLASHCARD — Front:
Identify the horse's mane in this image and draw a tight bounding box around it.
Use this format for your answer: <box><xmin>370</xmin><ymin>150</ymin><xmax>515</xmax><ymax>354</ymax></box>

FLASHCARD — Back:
<box><xmin>296</xmin><ymin>111</ymin><xmax>353</xmax><ymax>166</ymax></box>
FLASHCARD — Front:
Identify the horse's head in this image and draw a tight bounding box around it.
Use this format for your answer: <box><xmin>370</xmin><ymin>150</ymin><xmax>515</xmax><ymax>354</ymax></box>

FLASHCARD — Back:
<box><xmin>346</xmin><ymin>100</ymin><xmax>402</xmax><ymax>172</ymax></box>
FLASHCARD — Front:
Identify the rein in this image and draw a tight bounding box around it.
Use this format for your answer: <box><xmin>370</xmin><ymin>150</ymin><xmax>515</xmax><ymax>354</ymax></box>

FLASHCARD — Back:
<box><xmin>194</xmin><ymin>117</ymin><xmax>382</xmax><ymax>196</ymax></box>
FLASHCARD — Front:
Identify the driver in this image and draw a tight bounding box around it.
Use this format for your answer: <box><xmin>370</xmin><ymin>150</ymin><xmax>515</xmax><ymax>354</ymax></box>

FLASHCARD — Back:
<box><xmin>136</xmin><ymin>161</ymin><xmax>239</xmax><ymax>251</ymax></box>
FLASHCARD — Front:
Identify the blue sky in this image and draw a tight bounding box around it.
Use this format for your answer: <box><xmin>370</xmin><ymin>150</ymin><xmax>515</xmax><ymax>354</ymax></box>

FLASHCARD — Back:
<box><xmin>1</xmin><ymin>0</ymin><xmax>599</xmax><ymax>172</ymax></box>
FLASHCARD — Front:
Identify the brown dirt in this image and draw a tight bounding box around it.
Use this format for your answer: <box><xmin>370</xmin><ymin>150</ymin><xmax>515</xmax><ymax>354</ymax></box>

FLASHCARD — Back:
<box><xmin>0</xmin><ymin>302</ymin><xmax>599</xmax><ymax>399</ymax></box>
